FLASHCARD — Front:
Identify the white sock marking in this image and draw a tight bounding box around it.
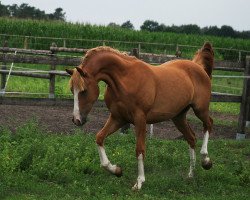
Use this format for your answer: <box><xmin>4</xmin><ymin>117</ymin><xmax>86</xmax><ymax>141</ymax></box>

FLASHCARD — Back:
<box><xmin>149</xmin><ymin>124</ymin><xmax>154</xmax><ymax>137</ymax></box>
<box><xmin>200</xmin><ymin>131</ymin><xmax>209</xmax><ymax>155</ymax></box>
<box><xmin>97</xmin><ymin>145</ymin><xmax>117</xmax><ymax>174</ymax></box>
<box><xmin>132</xmin><ymin>154</ymin><xmax>145</xmax><ymax>190</ymax></box>
<box><xmin>188</xmin><ymin>147</ymin><xmax>196</xmax><ymax>178</ymax></box>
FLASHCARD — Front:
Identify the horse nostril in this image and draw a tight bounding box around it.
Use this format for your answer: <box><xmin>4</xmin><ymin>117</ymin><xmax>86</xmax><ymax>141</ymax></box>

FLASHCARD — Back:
<box><xmin>75</xmin><ymin>119</ymin><xmax>82</xmax><ymax>126</ymax></box>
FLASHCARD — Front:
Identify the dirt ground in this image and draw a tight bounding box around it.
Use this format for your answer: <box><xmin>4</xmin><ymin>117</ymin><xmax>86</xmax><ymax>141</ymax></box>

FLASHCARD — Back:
<box><xmin>0</xmin><ymin>104</ymin><xmax>244</xmax><ymax>139</ymax></box>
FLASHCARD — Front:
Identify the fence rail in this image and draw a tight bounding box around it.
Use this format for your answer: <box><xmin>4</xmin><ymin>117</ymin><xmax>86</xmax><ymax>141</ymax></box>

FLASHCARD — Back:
<box><xmin>0</xmin><ymin>46</ymin><xmax>249</xmax><ymax>138</ymax></box>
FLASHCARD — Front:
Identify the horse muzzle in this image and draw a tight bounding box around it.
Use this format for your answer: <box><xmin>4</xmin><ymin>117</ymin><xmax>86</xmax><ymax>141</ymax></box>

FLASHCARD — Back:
<box><xmin>72</xmin><ymin>116</ymin><xmax>87</xmax><ymax>126</ymax></box>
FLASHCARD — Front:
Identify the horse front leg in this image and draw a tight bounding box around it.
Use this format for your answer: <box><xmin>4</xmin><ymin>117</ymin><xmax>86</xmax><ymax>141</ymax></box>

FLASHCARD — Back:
<box><xmin>96</xmin><ymin>114</ymin><xmax>124</xmax><ymax>177</ymax></box>
<box><xmin>132</xmin><ymin>113</ymin><xmax>147</xmax><ymax>190</ymax></box>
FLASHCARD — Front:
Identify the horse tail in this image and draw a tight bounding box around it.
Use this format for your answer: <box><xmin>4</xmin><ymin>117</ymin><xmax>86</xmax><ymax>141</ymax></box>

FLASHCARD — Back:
<box><xmin>192</xmin><ymin>42</ymin><xmax>214</xmax><ymax>78</ymax></box>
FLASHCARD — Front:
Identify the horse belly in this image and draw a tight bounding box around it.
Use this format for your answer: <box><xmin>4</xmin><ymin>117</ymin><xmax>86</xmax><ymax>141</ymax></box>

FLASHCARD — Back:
<box><xmin>146</xmin><ymin>88</ymin><xmax>193</xmax><ymax>123</ymax></box>
<box><xmin>146</xmin><ymin>111</ymin><xmax>175</xmax><ymax>124</ymax></box>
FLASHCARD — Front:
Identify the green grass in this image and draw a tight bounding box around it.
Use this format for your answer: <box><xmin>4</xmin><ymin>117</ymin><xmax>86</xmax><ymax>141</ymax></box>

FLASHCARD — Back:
<box><xmin>210</xmin><ymin>102</ymin><xmax>240</xmax><ymax>115</ymax></box>
<box><xmin>0</xmin><ymin>121</ymin><xmax>249</xmax><ymax>199</ymax></box>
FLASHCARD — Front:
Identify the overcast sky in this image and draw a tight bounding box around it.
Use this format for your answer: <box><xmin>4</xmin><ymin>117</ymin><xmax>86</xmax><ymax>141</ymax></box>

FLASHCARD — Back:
<box><xmin>2</xmin><ymin>0</ymin><xmax>250</xmax><ymax>31</ymax></box>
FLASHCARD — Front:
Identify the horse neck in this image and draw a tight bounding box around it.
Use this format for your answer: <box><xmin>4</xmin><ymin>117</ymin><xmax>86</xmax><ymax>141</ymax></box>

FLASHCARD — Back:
<box><xmin>85</xmin><ymin>53</ymin><xmax>129</xmax><ymax>93</ymax></box>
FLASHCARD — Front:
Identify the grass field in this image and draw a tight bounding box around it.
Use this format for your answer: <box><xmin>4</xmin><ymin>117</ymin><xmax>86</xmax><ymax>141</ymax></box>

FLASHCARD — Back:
<box><xmin>0</xmin><ymin>121</ymin><xmax>249</xmax><ymax>200</ymax></box>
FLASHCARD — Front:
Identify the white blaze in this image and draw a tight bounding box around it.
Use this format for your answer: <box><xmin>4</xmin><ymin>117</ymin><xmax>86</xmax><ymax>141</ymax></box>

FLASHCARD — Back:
<box><xmin>73</xmin><ymin>88</ymin><xmax>81</xmax><ymax>121</ymax></box>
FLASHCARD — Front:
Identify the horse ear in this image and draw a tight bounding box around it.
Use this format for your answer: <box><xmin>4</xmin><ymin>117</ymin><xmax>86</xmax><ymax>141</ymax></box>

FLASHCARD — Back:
<box><xmin>76</xmin><ymin>66</ymin><xmax>88</xmax><ymax>77</ymax></box>
<box><xmin>65</xmin><ymin>68</ymin><xmax>73</xmax><ymax>76</ymax></box>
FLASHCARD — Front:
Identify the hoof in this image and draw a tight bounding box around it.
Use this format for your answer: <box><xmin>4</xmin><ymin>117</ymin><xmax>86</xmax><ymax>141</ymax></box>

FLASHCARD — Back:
<box><xmin>114</xmin><ymin>166</ymin><xmax>123</xmax><ymax>177</ymax></box>
<box><xmin>188</xmin><ymin>172</ymin><xmax>194</xmax><ymax>179</ymax></box>
<box><xmin>132</xmin><ymin>182</ymin><xmax>142</xmax><ymax>191</ymax></box>
<box><xmin>201</xmin><ymin>157</ymin><xmax>213</xmax><ymax>170</ymax></box>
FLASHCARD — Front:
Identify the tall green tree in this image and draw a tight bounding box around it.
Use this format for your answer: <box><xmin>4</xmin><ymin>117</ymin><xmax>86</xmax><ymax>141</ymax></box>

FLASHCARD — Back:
<box><xmin>121</xmin><ymin>20</ymin><xmax>134</xmax><ymax>30</ymax></box>
<box><xmin>180</xmin><ymin>24</ymin><xmax>201</xmax><ymax>34</ymax></box>
<box><xmin>50</xmin><ymin>7</ymin><xmax>65</xmax><ymax>21</ymax></box>
<box><xmin>0</xmin><ymin>2</ymin><xmax>66</xmax><ymax>21</ymax></box>
<box><xmin>140</xmin><ymin>20</ymin><xmax>160</xmax><ymax>32</ymax></box>
<box><xmin>0</xmin><ymin>1</ymin><xmax>9</xmax><ymax>16</ymax></box>
<box><xmin>220</xmin><ymin>25</ymin><xmax>236</xmax><ymax>38</ymax></box>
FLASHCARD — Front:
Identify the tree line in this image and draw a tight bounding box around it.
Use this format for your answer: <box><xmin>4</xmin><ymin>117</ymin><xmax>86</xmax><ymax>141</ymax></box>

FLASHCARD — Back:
<box><xmin>1</xmin><ymin>2</ymin><xmax>249</xmax><ymax>39</ymax></box>
<box><xmin>113</xmin><ymin>20</ymin><xmax>250</xmax><ymax>40</ymax></box>
<box><xmin>0</xmin><ymin>1</ymin><xmax>65</xmax><ymax>21</ymax></box>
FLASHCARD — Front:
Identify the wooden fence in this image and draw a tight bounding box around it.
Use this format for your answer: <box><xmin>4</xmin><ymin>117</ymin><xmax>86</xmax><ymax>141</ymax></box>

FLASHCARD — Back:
<box><xmin>0</xmin><ymin>46</ymin><xmax>249</xmax><ymax>138</ymax></box>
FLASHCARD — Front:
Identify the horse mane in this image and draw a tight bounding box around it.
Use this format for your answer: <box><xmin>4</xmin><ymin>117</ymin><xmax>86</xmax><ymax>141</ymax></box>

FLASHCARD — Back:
<box><xmin>81</xmin><ymin>46</ymin><xmax>136</xmax><ymax>65</ymax></box>
<box><xmin>192</xmin><ymin>42</ymin><xmax>214</xmax><ymax>78</ymax></box>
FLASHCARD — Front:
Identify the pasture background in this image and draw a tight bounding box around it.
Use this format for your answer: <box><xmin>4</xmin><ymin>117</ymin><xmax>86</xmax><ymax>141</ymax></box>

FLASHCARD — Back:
<box><xmin>0</xmin><ymin>17</ymin><xmax>249</xmax><ymax>199</ymax></box>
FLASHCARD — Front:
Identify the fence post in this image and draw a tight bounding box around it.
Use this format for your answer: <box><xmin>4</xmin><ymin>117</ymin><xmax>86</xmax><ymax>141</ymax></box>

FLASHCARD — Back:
<box><xmin>238</xmin><ymin>51</ymin><xmax>242</xmax><ymax>62</ymax></box>
<box><xmin>1</xmin><ymin>41</ymin><xmax>8</xmax><ymax>93</ymax></box>
<box><xmin>24</xmin><ymin>36</ymin><xmax>29</xmax><ymax>49</ymax></box>
<box><xmin>49</xmin><ymin>44</ymin><xmax>56</xmax><ymax>98</ymax></box>
<box><xmin>236</xmin><ymin>56</ymin><xmax>250</xmax><ymax>139</ymax></box>
<box><xmin>120</xmin><ymin>48</ymin><xmax>140</xmax><ymax>134</ymax></box>
<box><xmin>63</xmin><ymin>39</ymin><xmax>66</xmax><ymax>48</ymax></box>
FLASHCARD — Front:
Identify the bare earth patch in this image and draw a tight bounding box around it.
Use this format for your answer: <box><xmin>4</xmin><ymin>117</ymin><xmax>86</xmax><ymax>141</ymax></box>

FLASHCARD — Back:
<box><xmin>0</xmin><ymin>104</ymin><xmax>243</xmax><ymax>139</ymax></box>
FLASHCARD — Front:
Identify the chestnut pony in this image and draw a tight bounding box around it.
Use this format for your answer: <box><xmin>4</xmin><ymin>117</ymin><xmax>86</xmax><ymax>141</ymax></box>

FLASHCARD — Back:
<box><xmin>66</xmin><ymin>42</ymin><xmax>214</xmax><ymax>190</ymax></box>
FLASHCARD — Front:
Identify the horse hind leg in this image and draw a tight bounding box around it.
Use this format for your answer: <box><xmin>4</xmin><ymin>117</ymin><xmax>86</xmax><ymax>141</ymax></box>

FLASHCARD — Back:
<box><xmin>172</xmin><ymin>111</ymin><xmax>197</xmax><ymax>178</ymax></box>
<box><xmin>192</xmin><ymin>106</ymin><xmax>213</xmax><ymax>170</ymax></box>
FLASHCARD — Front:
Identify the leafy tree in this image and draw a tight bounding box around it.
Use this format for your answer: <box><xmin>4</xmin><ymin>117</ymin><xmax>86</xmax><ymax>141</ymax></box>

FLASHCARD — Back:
<box><xmin>50</xmin><ymin>7</ymin><xmax>65</xmax><ymax>21</ymax></box>
<box><xmin>0</xmin><ymin>1</ymin><xmax>9</xmax><ymax>16</ymax></box>
<box><xmin>121</xmin><ymin>20</ymin><xmax>134</xmax><ymax>30</ymax></box>
<box><xmin>8</xmin><ymin>3</ymin><xmax>18</xmax><ymax>17</ymax></box>
<box><xmin>180</xmin><ymin>24</ymin><xmax>201</xmax><ymax>34</ymax></box>
<box><xmin>0</xmin><ymin>2</ymin><xmax>66</xmax><ymax>21</ymax></box>
<box><xmin>239</xmin><ymin>31</ymin><xmax>250</xmax><ymax>39</ymax></box>
<box><xmin>157</xmin><ymin>24</ymin><xmax>167</xmax><ymax>32</ymax></box>
<box><xmin>220</xmin><ymin>25</ymin><xmax>236</xmax><ymax>38</ymax></box>
<box><xmin>108</xmin><ymin>22</ymin><xmax>120</xmax><ymax>28</ymax></box>
<box><xmin>202</xmin><ymin>26</ymin><xmax>221</xmax><ymax>36</ymax></box>
<box><xmin>140</xmin><ymin>20</ymin><xmax>160</xmax><ymax>32</ymax></box>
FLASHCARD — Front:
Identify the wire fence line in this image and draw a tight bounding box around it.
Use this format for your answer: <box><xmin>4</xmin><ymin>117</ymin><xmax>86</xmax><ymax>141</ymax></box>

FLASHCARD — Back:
<box><xmin>1</xmin><ymin>33</ymin><xmax>250</xmax><ymax>61</ymax></box>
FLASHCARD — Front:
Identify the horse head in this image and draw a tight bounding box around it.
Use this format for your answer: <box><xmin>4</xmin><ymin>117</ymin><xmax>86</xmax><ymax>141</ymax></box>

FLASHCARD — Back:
<box><xmin>66</xmin><ymin>67</ymin><xmax>99</xmax><ymax>126</ymax></box>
